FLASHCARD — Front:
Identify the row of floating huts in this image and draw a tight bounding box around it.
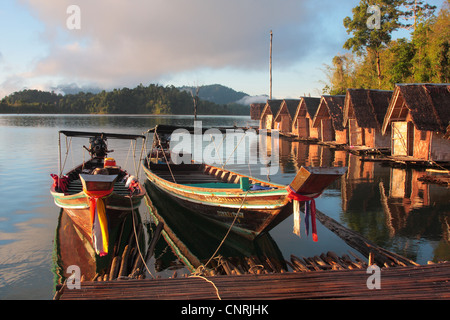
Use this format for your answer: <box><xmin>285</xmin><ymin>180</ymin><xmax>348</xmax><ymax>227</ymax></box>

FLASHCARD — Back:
<box><xmin>251</xmin><ymin>83</ymin><xmax>450</xmax><ymax>165</ymax></box>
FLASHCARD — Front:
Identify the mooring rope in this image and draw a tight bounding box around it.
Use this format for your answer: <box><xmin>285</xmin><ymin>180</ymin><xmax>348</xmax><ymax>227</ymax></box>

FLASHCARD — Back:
<box><xmin>128</xmin><ymin>195</ymin><xmax>155</xmax><ymax>280</ymax></box>
<box><xmin>154</xmin><ymin>131</ymin><xmax>177</xmax><ymax>184</ymax></box>
<box><xmin>189</xmin><ymin>190</ymin><xmax>250</xmax><ymax>300</ymax></box>
<box><xmin>204</xmin><ymin>190</ymin><xmax>249</xmax><ymax>270</ymax></box>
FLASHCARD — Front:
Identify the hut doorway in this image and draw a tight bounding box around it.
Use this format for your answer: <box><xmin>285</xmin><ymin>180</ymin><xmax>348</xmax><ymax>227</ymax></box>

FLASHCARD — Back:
<box><xmin>298</xmin><ymin>118</ymin><xmax>310</xmax><ymax>138</ymax></box>
<box><xmin>349</xmin><ymin>119</ymin><xmax>365</xmax><ymax>146</ymax></box>
<box><xmin>391</xmin><ymin>121</ymin><xmax>414</xmax><ymax>156</ymax></box>
<box><xmin>320</xmin><ymin>119</ymin><xmax>334</xmax><ymax>142</ymax></box>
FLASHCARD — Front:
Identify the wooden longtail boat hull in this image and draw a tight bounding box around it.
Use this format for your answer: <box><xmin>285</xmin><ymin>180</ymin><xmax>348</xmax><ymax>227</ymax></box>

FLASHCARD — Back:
<box><xmin>142</xmin><ymin>162</ymin><xmax>291</xmax><ymax>239</ymax></box>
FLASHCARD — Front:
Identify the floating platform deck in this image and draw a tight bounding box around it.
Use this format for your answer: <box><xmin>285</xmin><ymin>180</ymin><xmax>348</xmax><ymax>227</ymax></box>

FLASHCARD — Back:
<box><xmin>55</xmin><ymin>262</ymin><xmax>450</xmax><ymax>300</ymax></box>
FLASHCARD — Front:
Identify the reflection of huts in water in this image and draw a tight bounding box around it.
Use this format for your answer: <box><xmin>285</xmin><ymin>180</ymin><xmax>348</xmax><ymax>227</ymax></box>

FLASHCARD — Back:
<box><xmin>292</xmin><ymin>142</ymin><xmax>322</xmax><ymax>168</ymax></box>
<box><xmin>292</xmin><ymin>97</ymin><xmax>321</xmax><ymax>140</ymax></box>
<box><xmin>312</xmin><ymin>95</ymin><xmax>347</xmax><ymax>145</ymax></box>
<box><xmin>379</xmin><ymin>167</ymin><xmax>450</xmax><ymax>241</ymax></box>
<box><xmin>340</xmin><ymin>154</ymin><xmax>380</xmax><ymax>212</ymax></box>
<box><xmin>343</xmin><ymin>89</ymin><xmax>392</xmax><ymax>153</ymax></box>
<box><xmin>382</xmin><ymin>84</ymin><xmax>450</xmax><ymax>163</ymax></box>
<box><xmin>250</xmin><ymin>103</ymin><xmax>266</xmax><ymax>121</ymax></box>
<box><xmin>273</xmin><ymin>99</ymin><xmax>300</xmax><ymax>133</ymax></box>
<box><xmin>259</xmin><ymin>100</ymin><xmax>284</xmax><ymax>130</ymax></box>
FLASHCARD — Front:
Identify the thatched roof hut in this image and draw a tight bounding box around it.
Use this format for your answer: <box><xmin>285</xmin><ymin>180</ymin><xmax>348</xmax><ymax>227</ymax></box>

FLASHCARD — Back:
<box><xmin>292</xmin><ymin>97</ymin><xmax>321</xmax><ymax>139</ymax></box>
<box><xmin>382</xmin><ymin>84</ymin><xmax>450</xmax><ymax>135</ymax></box>
<box><xmin>312</xmin><ymin>95</ymin><xmax>347</xmax><ymax>143</ymax></box>
<box><xmin>382</xmin><ymin>83</ymin><xmax>450</xmax><ymax>161</ymax></box>
<box><xmin>250</xmin><ymin>103</ymin><xmax>266</xmax><ymax>120</ymax></box>
<box><xmin>273</xmin><ymin>99</ymin><xmax>300</xmax><ymax>132</ymax></box>
<box><xmin>344</xmin><ymin>89</ymin><xmax>392</xmax><ymax>129</ymax></box>
<box><xmin>259</xmin><ymin>100</ymin><xmax>284</xmax><ymax>130</ymax></box>
<box><xmin>343</xmin><ymin>89</ymin><xmax>392</xmax><ymax>149</ymax></box>
<box><xmin>313</xmin><ymin>95</ymin><xmax>346</xmax><ymax>131</ymax></box>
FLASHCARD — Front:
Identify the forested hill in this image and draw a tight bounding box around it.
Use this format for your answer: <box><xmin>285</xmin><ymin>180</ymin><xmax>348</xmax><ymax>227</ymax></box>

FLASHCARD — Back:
<box><xmin>179</xmin><ymin>84</ymin><xmax>249</xmax><ymax>105</ymax></box>
<box><xmin>0</xmin><ymin>84</ymin><xmax>250</xmax><ymax>115</ymax></box>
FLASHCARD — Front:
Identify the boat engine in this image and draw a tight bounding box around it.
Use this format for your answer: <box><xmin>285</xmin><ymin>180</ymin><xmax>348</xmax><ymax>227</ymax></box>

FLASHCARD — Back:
<box><xmin>85</xmin><ymin>135</ymin><xmax>110</xmax><ymax>158</ymax></box>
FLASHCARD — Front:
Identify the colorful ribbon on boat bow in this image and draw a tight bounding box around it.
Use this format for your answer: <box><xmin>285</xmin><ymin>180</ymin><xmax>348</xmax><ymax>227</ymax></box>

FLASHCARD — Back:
<box><xmin>83</xmin><ymin>188</ymin><xmax>113</xmax><ymax>257</ymax></box>
<box><xmin>50</xmin><ymin>174</ymin><xmax>69</xmax><ymax>193</ymax></box>
<box><xmin>286</xmin><ymin>186</ymin><xmax>321</xmax><ymax>242</ymax></box>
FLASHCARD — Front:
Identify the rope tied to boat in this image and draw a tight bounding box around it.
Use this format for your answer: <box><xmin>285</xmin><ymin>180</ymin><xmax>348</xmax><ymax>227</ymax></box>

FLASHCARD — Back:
<box><xmin>190</xmin><ymin>190</ymin><xmax>250</xmax><ymax>300</ymax></box>
<box><xmin>128</xmin><ymin>195</ymin><xmax>156</xmax><ymax>280</ymax></box>
<box><xmin>286</xmin><ymin>186</ymin><xmax>322</xmax><ymax>242</ymax></box>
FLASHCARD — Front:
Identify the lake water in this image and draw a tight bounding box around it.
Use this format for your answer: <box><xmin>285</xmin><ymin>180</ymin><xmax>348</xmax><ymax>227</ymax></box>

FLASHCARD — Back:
<box><xmin>0</xmin><ymin>114</ymin><xmax>448</xmax><ymax>300</ymax></box>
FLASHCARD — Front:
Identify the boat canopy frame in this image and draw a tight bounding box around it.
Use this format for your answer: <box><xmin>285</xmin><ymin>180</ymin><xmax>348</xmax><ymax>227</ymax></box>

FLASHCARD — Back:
<box><xmin>59</xmin><ymin>130</ymin><xmax>146</xmax><ymax>140</ymax></box>
<box><xmin>57</xmin><ymin>130</ymin><xmax>147</xmax><ymax>179</ymax></box>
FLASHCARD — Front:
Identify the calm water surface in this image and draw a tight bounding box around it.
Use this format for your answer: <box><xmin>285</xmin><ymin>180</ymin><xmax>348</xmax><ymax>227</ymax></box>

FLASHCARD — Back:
<box><xmin>0</xmin><ymin>114</ymin><xmax>448</xmax><ymax>299</ymax></box>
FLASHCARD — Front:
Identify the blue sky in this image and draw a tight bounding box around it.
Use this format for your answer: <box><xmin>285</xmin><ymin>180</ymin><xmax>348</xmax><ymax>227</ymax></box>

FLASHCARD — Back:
<box><xmin>0</xmin><ymin>0</ymin><xmax>446</xmax><ymax>100</ymax></box>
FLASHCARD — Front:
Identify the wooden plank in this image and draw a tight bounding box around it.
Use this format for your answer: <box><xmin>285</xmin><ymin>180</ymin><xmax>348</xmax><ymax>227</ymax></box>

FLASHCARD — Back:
<box><xmin>57</xmin><ymin>263</ymin><xmax>450</xmax><ymax>300</ymax></box>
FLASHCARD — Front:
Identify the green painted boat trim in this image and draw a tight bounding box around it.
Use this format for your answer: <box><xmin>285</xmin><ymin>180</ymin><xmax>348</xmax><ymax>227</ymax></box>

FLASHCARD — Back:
<box><xmin>51</xmin><ymin>191</ymin><xmax>141</xmax><ymax>210</ymax></box>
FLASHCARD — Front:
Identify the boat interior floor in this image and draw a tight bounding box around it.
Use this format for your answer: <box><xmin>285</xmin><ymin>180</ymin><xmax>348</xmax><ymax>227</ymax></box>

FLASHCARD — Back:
<box><xmin>149</xmin><ymin>162</ymin><xmax>277</xmax><ymax>189</ymax></box>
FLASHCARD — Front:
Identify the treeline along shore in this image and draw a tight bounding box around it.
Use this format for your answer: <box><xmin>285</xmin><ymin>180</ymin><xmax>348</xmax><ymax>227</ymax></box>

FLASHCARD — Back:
<box><xmin>0</xmin><ymin>84</ymin><xmax>250</xmax><ymax>115</ymax></box>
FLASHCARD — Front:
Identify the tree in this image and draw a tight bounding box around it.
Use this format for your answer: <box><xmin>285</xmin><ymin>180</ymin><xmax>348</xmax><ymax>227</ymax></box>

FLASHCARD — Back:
<box><xmin>382</xmin><ymin>38</ymin><xmax>416</xmax><ymax>86</ymax></box>
<box><xmin>322</xmin><ymin>54</ymin><xmax>357</xmax><ymax>95</ymax></box>
<box><xmin>343</xmin><ymin>0</ymin><xmax>403</xmax><ymax>88</ymax></box>
<box><xmin>401</xmin><ymin>0</ymin><xmax>437</xmax><ymax>32</ymax></box>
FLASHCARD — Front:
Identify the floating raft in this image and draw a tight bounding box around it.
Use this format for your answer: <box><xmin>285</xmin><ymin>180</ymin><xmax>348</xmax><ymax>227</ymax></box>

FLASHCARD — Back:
<box><xmin>55</xmin><ymin>262</ymin><xmax>450</xmax><ymax>300</ymax></box>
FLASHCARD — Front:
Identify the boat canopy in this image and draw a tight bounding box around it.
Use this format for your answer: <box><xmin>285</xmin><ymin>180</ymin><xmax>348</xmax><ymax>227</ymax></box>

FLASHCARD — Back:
<box><xmin>59</xmin><ymin>130</ymin><xmax>146</xmax><ymax>140</ymax></box>
<box><xmin>146</xmin><ymin>124</ymin><xmax>237</xmax><ymax>135</ymax></box>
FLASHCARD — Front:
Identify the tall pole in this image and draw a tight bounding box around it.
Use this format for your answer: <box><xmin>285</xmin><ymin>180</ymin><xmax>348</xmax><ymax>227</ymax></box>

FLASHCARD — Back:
<box><xmin>269</xmin><ymin>30</ymin><xmax>273</xmax><ymax>100</ymax></box>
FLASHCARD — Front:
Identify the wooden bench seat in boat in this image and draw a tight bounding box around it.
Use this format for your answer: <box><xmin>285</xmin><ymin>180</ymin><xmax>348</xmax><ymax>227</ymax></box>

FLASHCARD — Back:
<box><xmin>66</xmin><ymin>179</ymin><xmax>130</xmax><ymax>196</ymax></box>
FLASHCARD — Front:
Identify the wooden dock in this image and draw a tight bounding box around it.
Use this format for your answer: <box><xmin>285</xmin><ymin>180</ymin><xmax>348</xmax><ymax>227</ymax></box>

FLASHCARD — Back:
<box><xmin>55</xmin><ymin>262</ymin><xmax>450</xmax><ymax>300</ymax></box>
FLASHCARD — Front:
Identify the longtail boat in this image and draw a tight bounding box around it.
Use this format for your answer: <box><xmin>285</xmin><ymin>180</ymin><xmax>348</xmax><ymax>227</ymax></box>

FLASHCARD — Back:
<box><xmin>50</xmin><ymin>130</ymin><xmax>146</xmax><ymax>257</ymax></box>
<box><xmin>142</xmin><ymin>125</ymin><xmax>347</xmax><ymax>239</ymax></box>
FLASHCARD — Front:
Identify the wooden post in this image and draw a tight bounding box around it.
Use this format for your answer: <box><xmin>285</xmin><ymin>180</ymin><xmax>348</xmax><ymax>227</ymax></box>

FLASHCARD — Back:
<box><xmin>191</xmin><ymin>87</ymin><xmax>200</xmax><ymax>121</ymax></box>
<box><xmin>269</xmin><ymin>30</ymin><xmax>273</xmax><ymax>100</ymax></box>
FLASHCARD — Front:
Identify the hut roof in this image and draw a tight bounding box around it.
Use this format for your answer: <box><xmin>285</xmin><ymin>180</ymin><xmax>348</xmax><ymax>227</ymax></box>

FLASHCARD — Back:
<box><xmin>261</xmin><ymin>99</ymin><xmax>284</xmax><ymax>117</ymax></box>
<box><xmin>274</xmin><ymin>99</ymin><xmax>300</xmax><ymax>122</ymax></box>
<box><xmin>250</xmin><ymin>103</ymin><xmax>266</xmax><ymax>120</ymax></box>
<box><xmin>303</xmin><ymin>97</ymin><xmax>321</xmax><ymax>118</ymax></box>
<box><xmin>343</xmin><ymin>89</ymin><xmax>393</xmax><ymax>129</ymax></box>
<box><xmin>312</xmin><ymin>95</ymin><xmax>346</xmax><ymax>131</ymax></box>
<box><xmin>293</xmin><ymin>97</ymin><xmax>321</xmax><ymax>121</ymax></box>
<box><xmin>382</xmin><ymin>84</ymin><xmax>450</xmax><ymax>134</ymax></box>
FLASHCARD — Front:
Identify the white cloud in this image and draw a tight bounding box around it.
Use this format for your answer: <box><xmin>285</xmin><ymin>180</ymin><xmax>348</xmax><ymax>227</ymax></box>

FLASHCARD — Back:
<box><xmin>6</xmin><ymin>0</ymin><xmax>353</xmax><ymax>96</ymax></box>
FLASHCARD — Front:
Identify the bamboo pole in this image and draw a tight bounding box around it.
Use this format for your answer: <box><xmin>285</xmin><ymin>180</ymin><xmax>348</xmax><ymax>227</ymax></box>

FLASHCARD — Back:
<box><xmin>269</xmin><ymin>30</ymin><xmax>273</xmax><ymax>100</ymax></box>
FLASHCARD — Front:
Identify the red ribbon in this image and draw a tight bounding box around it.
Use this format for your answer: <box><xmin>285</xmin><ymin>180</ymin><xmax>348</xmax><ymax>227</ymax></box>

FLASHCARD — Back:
<box><xmin>286</xmin><ymin>186</ymin><xmax>321</xmax><ymax>242</ymax></box>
